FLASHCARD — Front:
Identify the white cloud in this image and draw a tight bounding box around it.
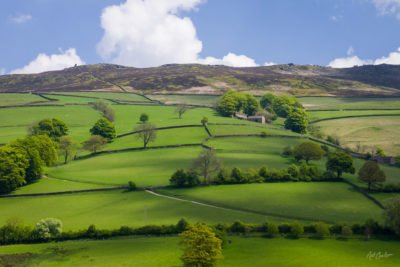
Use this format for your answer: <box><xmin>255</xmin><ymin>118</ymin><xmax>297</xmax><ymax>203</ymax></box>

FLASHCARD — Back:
<box><xmin>264</xmin><ymin>62</ymin><xmax>276</xmax><ymax>66</ymax></box>
<box><xmin>97</xmin><ymin>0</ymin><xmax>263</xmax><ymax>68</ymax></box>
<box><xmin>372</xmin><ymin>0</ymin><xmax>400</xmax><ymax>19</ymax></box>
<box><xmin>10</xmin><ymin>14</ymin><xmax>32</xmax><ymax>24</ymax></box>
<box><xmin>10</xmin><ymin>48</ymin><xmax>85</xmax><ymax>74</ymax></box>
<box><xmin>328</xmin><ymin>47</ymin><xmax>400</xmax><ymax>68</ymax></box>
<box><xmin>200</xmin><ymin>53</ymin><xmax>258</xmax><ymax>67</ymax></box>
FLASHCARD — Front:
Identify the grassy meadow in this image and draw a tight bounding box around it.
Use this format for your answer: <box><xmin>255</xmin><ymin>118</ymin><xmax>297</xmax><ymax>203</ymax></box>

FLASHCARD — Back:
<box><xmin>300</xmin><ymin>97</ymin><xmax>400</xmax><ymax>110</ymax></box>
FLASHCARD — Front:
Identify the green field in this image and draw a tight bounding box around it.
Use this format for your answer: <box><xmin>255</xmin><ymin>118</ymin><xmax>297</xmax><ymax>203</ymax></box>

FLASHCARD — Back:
<box><xmin>0</xmin><ymin>93</ymin><xmax>46</xmax><ymax>106</ymax></box>
<box><xmin>0</xmin><ymin>236</ymin><xmax>398</xmax><ymax>267</ymax></box>
<box><xmin>207</xmin><ymin>124</ymin><xmax>297</xmax><ymax>136</ymax></box>
<box><xmin>315</xmin><ymin>116</ymin><xmax>400</xmax><ymax>155</ymax></box>
<box><xmin>308</xmin><ymin>110</ymin><xmax>400</xmax><ymax>122</ymax></box>
<box><xmin>52</xmin><ymin>92</ymin><xmax>151</xmax><ymax>102</ymax></box>
<box><xmin>300</xmin><ymin>97</ymin><xmax>400</xmax><ymax>110</ymax></box>
<box><xmin>0</xmin><ymin>190</ymin><xmax>270</xmax><ymax>230</ymax></box>
<box><xmin>161</xmin><ymin>183</ymin><xmax>383</xmax><ymax>223</ymax></box>
<box><xmin>147</xmin><ymin>94</ymin><xmax>220</xmax><ymax>106</ymax></box>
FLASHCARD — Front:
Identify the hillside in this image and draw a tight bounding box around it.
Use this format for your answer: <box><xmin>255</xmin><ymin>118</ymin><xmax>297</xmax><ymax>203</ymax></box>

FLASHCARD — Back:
<box><xmin>1</xmin><ymin>63</ymin><xmax>400</xmax><ymax>96</ymax></box>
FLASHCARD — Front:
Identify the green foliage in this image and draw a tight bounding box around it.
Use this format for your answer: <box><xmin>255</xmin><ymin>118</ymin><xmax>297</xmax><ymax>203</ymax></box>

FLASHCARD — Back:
<box><xmin>175</xmin><ymin>105</ymin><xmax>190</xmax><ymax>119</ymax></box>
<box><xmin>170</xmin><ymin>169</ymin><xmax>199</xmax><ymax>188</ymax></box>
<box><xmin>341</xmin><ymin>225</ymin><xmax>353</xmax><ymax>238</ymax></box>
<box><xmin>176</xmin><ymin>218</ymin><xmax>190</xmax><ymax>233</ymax></box>
<box><xmin>140</xmin><ymin>113</ymin><xmax>149</xmax><ymax>123</ymax></box>
<box><xmin>326</xmin><ymin>150</ymin><xmax>355</xmax><ymax>179</ymax></box>
<box><xmin>90</xmin><ymin>118</ymin><xmax>116</xmax><ymax>141</ymax></box>
<box><xmin>201</xmin><ymin>117</ymin><xmax>208</xmax><ymax>126</ymax></box>
<box><xmin>266</xmin><ymin>222</ymin><xmax>280</xmax><ymax>237</ymax></box>
<box><xmin>260</xmin><ymin>93</ymin><xmax>275</xmax><ymax>109</ymax></box>
<box><xmin>191</xmin><ymin>149</ymin><xmax>221</xmax><ymax>184</ymax></box>
<box><xmin>0</xmin><ymin>218</ymin><xmax>32</xmax><ymax>245</ymax></box>
<box><xmin>383</xmin><ymin>197</ymin><xmax>400</xmax><ymax>236</ymax></box>
<box><xmin>290</xmin><ymin>222</ymin><xmax>304</xmax><ymax>238</ymax></box>
<box><xmin>293</xmin><ymin>141</ymin><xmax>325</xmax><ymax>163</ymax></box>
<box><xmin>314</xmin><ymin>222</ymin><xmax>330</xmax><ymax>238</ymax></box>
<box><xmin>30</xmin><ymin>118</ymin><xmax>69</xmax><ymax>141</ymax></box>
<box><xmin>260</xmin><ymin>94</ymin><xmax>303</xmax><ymax>118</ymax></box>
<box><xmin>34</xmin><ymin>218</ymin><xmax>62</xmax><ymax>240</ymax></box>
<box><xmin>216</xmin><ymin>91</ymin><xmax>259</xmax><ymax>116</ymax></box>
<box><xmin>179</xmin><ymin>223</ymin><xmax>223</xmax><ymax>267</ymax></box>
<box><xmin>358</xmin><ymin>161</ymin><xmax>386</xmax><ymax>191</ymax></box>
<box><xmin>284</xmin><ymin>108</ymin><xmax>309</xmax><ymax>134</ymax></box>
<box><xmin>58</xmin><ymin>136</ymin><xmax>80</xmax><ymax>164</ymax></box>
<box><xmin>241</xmin><ymin>93</ymin><xmax>259</xmax><ymax>116</ymax></box>
<box><xmin>0</xmin><ymin>146</ymin><xmax>29</xmax><ymax>194</ymax></box>
<box><xmin>83</xmin><ymin>135</ymin><xmax>107</xmax><ymax>154</ymax></box>
<box><xmin>128</xmin><ymin>181</ymin><xmax>137</xmax><ymax>191</ymax></box>
<box><xmin>92</xmin><ymin>101</ymin><xmax>115</xmax><ymax>122</ymax></box>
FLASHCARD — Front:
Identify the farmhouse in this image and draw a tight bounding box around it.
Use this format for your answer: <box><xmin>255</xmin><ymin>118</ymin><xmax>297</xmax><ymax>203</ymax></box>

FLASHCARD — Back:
<box><xmin>372</xmin><ymin>155</ymin><xmax>396</xmax><ymax>166</ymax></box>
<box><xmin>233</xmin><ymin>112</ymin><xmax>266</xmax><ymax>124</ymax></box>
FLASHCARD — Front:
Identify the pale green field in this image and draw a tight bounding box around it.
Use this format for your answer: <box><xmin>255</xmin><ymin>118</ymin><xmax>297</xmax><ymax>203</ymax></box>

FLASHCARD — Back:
<box><xmin>147</xmin><ymin>94</ymin><xmax>219</xmax><ymax>106</ymax></box>
<box><xmin>0</xmin><ymin>236</ymin><xmax>398</xmax><ymax>267</ymax></box>
<box><xmin>300</xmin><ymin>97</ymin><xmax>400</xmax><ymax>110</ymax></box>
<box><xmin>308</xmin><ymin>110</ymin><xmax>400</xmax><ymax>122</ymax></box>
<box><xmin>52</xmin><ymin>92</ymin><xmax>151</xmax><ymax>102</ymax></box>
<box><xmin>207</xmin><ymin>124</ymin><xmax>297</xmax><ymax>136</ymax></box>
<box><xmin>162</xmin><ymin>183</ymin><xmax>383</xmax><ymax>223</ymax></box>
<box><xmin>0</xmin><ymin>93</ymin><xmax>46</xmax><ymax>106</ymax></box>
<box><xmin>316</xmin><ymin>116</ymin><xmax>400</xmax><ymax>155</ymax></box>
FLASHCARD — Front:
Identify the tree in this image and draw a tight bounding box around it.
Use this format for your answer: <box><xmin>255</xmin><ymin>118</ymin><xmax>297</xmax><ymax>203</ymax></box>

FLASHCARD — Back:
<box><xmin>134</xmin><ymin>122</ymin><xmax>157</xmax><ymax>148</ymax></box>
<box><xmin>284</xmin><ymin>108</ymin><xmax>308</xmax><ymax>134</ymax></box>
<box><xmin>170</xmin><ymin>169</ymin><xmax>200</xmax><ymax>188</ymax></box>
<box><xmin>176</xmin><ymin>105</ymin><xmax>190</xmax><ymax>119</ymax></box>
<box><xmin>0</xmin><ymin>146</ymin><xmax>28</xmax><ymax>194</ymax></box>
<box><xmin>90</xmin><ymin>118</ymin><xmax>116</xmax><ymax>141</ymax></box>
<box><xmin>30</xmin><ymin>118</ymin><xmax>68</xmax><ymax>140</ymax></box>
<box><xmin>267</xmin><ymin>222</ymin><xmax>280</xmax><ymax>237</ymax></box>
<box><xmin>242</xmin><ymin>94</ymin><xmax>259</xmax><ymax>116</ymax></box>
<box><xmin>58</xmin><ymin>136</ymin><xmax>80</xmax><ymax>164</ymax></box>
<box><xmin>290</xmin><ymin>222</ymin><xmax>304</xmax><ymax>238</ymax></box>
<box><xmin>293</xmin><ymin>141</ymin><xmax>325</xmax><ymax>164</ymax></box>
<box><xmin>260</xmin><ymin>93</ymin><xmax>276</xmax><ymax>109</ymax></box>
<box><xmin>201</xmin><ymin>117</ymin><xmax>208</xmax><ymax>126</ymax></box>
<box><xmin>92</xmin><ymin>101</ymin><xmax>115</xmax><ymax>122</ymax></box>
<box><xmin>326</xmin><ymin>150</ymin><xmax>355</xmax><ymax>179</ymax></box>
<box><xmin>358</xmin><ymin>160</ymin><xmax>386</xmax><ymax>191</ymax></box>
<box><xmin>180</xmin><ymin>223</ymin><xmax>223</xmax><ymax>267</ymax></box>
<box><xmin>383</xmin><ymin>197</ymin><xmax>400</xmax><ymax>236</ymax></box>
<box><xmin>83</xmin><ymin>135</ymin><xmax>107</xmax><ymax>154</ymax></box>
<box><xmin>314</xmin><ymin>222</ymin><xmax>330</xmax><ymax>238</ymax></box>
<box><xmin>34</xmin><ymin>218</ymin><xmax>62</xmax><ymax>240</ymax></box>
<box><xmin>192</xmin><ymin>149</ymin><xmax>221</xmax><ymax>184</ymax></box>
<box><xmin>216</xmin><ymin>90</ymin><xmax>241</xmax><ymax>116</ymax></box>
<box><xmin>140</xmin><ymin>113</ymin><xmax>149</xmax><ymax>123</ymax></box>
<box><xmin>341</xmin><ymin>225</ymin><xmax>353</xmax><ymax>238</ymax></box>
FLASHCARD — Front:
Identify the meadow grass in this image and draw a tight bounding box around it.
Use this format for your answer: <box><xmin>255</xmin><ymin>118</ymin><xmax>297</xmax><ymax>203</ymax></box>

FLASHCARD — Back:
<box><xmin>147</xmin><ymin>94</ymin><xmax>220</xmax><ymax>106</ymax></box>
<box><xmin>0</xmin><ymin>93</ymin><xmax>46</xmax><ymax>106</ymax></box>
<box><xmin>308</xmin><ymin>110</ymin><xmax>400</xmax><ymax>122</ymax></box>
<box><xmin>53</xmin><ymin>91</ymin><xmax>151</xmax><ymax>102</ymax></box>
<box><xmin>161</xmin><ymin>183</ymin><xmax>383</xmax><ymax>223</ymax></box>
<box><xmin>0</xmin><ymin>190</ymin><xmax>271</xmax><ymax>230</ymax></box>
<box><xmin>207</xmin><ymin>124</ymin><xmax>297</xmax><ymax>136</ymax></box>
<box><xmin>315</xmin><ymin>116</ymin><xmax>400</xmax><ymax>155</ymax></box>
<box><xmin>300</xmin><ymin>96</ymin><xmax>400</xmax><ymax>110</ymax></box>
<box><xmin>0</xmin><ymin>236</ymin><xmax>398</xmax><ymax>267</ymax></box>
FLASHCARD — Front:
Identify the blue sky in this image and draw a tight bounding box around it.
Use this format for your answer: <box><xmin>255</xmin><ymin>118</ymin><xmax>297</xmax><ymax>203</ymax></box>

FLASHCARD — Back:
<box><xmin>1</xmin><ymin>0</ymin><xmax>400</xmax><ymax>74</ymax></box>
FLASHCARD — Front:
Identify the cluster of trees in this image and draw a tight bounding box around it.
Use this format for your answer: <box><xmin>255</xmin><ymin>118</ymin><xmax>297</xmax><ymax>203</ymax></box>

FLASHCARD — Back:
<box><xmin>92</xmin><ymin>101</ymin><xmax>115</xmax><ymax>122</ymax></box>
<box><xmin>0</xmin><ymin>135</ymin><xmax>58</xmax><ymax>194</ymax></box>
<box><xmin>216</xmin><ymin>90</ymin><xmax>259</xmax><ymax>117</ymax></box>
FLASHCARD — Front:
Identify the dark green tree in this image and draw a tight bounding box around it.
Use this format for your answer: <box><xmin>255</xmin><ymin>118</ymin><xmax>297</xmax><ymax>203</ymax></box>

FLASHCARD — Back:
<box><xmin>139</xmin><ymin>113</ymin><xmax>149</xmax><ymax>123</ymax></box>
<box><xmin>216</xmin><ymin>90</ymin><xmax>241</xmax><ymax>116</ymax></box>
<box><xmin>30</xmin><ymin>118</ymin><xmax>68</xmax><ymax>140</ymax></box>
<box><xmin>242</xmin><ymin>94</ymin><xmax>259</xmax><ymax>116</ymax></box>
<box><xmin>284</xmin><ymin>108</ymin><xmax>309</xmax><ymax>134</ymax></box>
<box><xmin>293</xmin><ymin>141</ymin><xmax>325</xmax><ymax>164</ymax></box>
<box><xmin>326</xmin><ymin>150</ymin><xmax>355</xmax><ymax>179</ymax></box>
<box><xmin>0</xmin><ymin>146</ymin><xmax>29</xmax><ymax>194</ymax></box>
<box><xmin>90</xmin><ymin>118</ymin><xmax>116</xmax><ymax>141</ymax></box>
<box><xmin>358</xmin><ymin>160</ymin><xmax>386</xmax><ymax>191</ymax></box>
<box><xmin>260</xmin><ymin>93</ymin><xmax>276</xmax><ymax>109</ymax></box>
<box><xmin>383</xmin><ymin>197</ymin><xmax>400</xmax><ymax>236</ymax></box>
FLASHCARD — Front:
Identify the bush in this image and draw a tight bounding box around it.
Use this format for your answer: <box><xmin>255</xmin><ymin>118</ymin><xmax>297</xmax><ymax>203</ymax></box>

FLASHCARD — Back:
<box><xmin>128</xmin><ymin>181</ymin><xmax>137</xmax><ymax>191</ymax></box>
<box><xmin>34</xmin><ymin>218</ymin><xmax>62</xmax><ymax>240</ymax></box>
<box><xmin>229</xmin><ymin>221</ymin><xmax>249</xmax><ymax>234</ymax></box>
<box><xmin>341</xmin><ymin>225</ymin><xmax>353</xmax><ymax>238</ymax></box>
<box><xmin>314</xmin><ymin>222</ymin><xmax>330</xmax><ymax>238</ymax></box>
<box><xmin>266</xmin><ymin>223</ymin><xmax>280</xmax><ymax>237</ymax></box>
<box><xmin>140</xmin><ymin>113</ymin><xmax>149</xmax><ymax>123</ymax></box>
<box><xmin>176</xmin><ymin>219</ymin><xmax>190</xmax><ymax>233</ymax></box>
<box><xmin>170</xmin><ymin>169</ymin><xmax>199</xmax><ymax>188</ymax></box>
<box><xmin>282</xmin><ymin>146</ymin><xmax>294</xmax><ymax>157</ymax></box>
<box><xmin>290</xmin><ymin>222</ymin><xmax>304</xmax><ymax>238</ymax></box>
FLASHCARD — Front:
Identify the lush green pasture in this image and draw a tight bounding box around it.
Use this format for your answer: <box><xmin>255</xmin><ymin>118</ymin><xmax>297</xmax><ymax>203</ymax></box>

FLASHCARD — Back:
<box><xmin>300</xmin><ymin>97</ymin><xmax>400</xmax><ymax>110</ymax></box>
<box><xmin>49</xmin><ymin>147</ymin><xmax>202</xmax><ymax>187</ymax></box>
<box><xmin>112</xmin><ymin>105</ymin><xmax>261</xmax><ymax>135</ymax></box>
<box><xmin>12</xmin><ymin>177</ymin><xmax>108</xmax><ymax>195</ymax></box>
<box><xmin>315</xmin><ymin>116</ymin><xmax>400</xmax><ymax>155</ymax></box>
<box><xmin>206</xmin><ymin>136</ymin><xmax>303</xmax><ymax>168</ymax></box>
<box><xmin>53</xmin><ymin>91</ymin><xmax>151</xmax><ymax>102</ymax></box>
<box><xmin>207</xmin><ymin>124</ymin><xmax>297</xmax><ymax>136</ymax></box>
<box><xmin>0</xmin><ymin>190</ymin><xmax>270</xmax><ymax>230</ymax></box>
<box><xmin>0</xmin><ymin>106</ymin><xmax>100</xmax><ymax>143</ymax></box>
<box><xmin>162</xmin><ymin>183</ymin><xmax>382</xmax><ymax>223</ymax></box>
<box><xmin>0</xmin><ymin>93</ymin><xmax>46</xmax><ymax>106</ymax></box>
<box><xmin>0</xmin><ymin>236</ymin><xmax>398</xmax><ymax>267</ymax></box>
<box><xmin>308</xmin><ymin>110</ymin><xmax>400</xmax><ymax>122</ymax></box>
<box><xmin>147</xmin><ymin>94</ymin><xmax>220</xmax><ymax>106</ymax></box>
<box><xmin>105</xmin><ymin>126</ymin><xmax>208</xmax><ymax>150</ymax></box>
<box><xmin>41</xmin><ymin>94</ymin><xmax>106</xmax><ymax>105</ymax></box>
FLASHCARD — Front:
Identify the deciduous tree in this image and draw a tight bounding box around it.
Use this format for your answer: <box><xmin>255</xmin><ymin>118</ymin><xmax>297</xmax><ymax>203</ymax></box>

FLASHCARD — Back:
<box><xmin>358</xmin><ymin>160</ymin><xmax>386</xmax><ymax>191</ymax></box>
<box><xmin>90</xmin><ymin>118</ymin><xmax>116</xmax><ymax>141</ymax></box>
<box><xmin>293</xmin><ymin>141</ymin><xmax>325</xmax><ymax>164</ymax></box>
<box><xmin>326</xmin><ymin>150</ymin><xmax>355</xmax><ymax>179</ymax></box>
<box><xmin>192</xmin><ymin>149</ymin><xmax>221</xmax><ymax>184</ymax></box>
<box><xmin>83</xmin><ymin>135</ymin><xmax>107</xmax><ymax>154</ymax></box>
<box><xmin>134</xmin><ymin>122</ymin><xmax>157</xmax><ymax>148</ymax></box>
<box><xmin>383</xmin><ymin>197</ymin><xmax>400</xmax><ymax>236</ymax></box>
<box><xmin>175</xmin><ymin>105</ymin><xmax>190</xmax><ymax>119</ymax></box>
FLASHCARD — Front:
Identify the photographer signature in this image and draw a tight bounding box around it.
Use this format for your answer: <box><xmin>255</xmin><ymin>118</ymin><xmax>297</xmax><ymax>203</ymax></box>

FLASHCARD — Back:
<box><xmin>366</xmin><ymin>251</ymin><xmax>393</xmax><ymax>260</ymax></box>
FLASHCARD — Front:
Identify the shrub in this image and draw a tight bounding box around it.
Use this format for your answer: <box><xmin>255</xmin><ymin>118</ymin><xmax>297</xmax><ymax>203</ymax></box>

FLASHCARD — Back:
<box><xmin>34</xmin><ymin>218</ymin><xmax>62</xmax><ymax>240</ymax></box>
<box><xmin>267</xmin><ymin>223</ymin><xmax>280</xmax><ymax>237</ymax></box>
<box><xmin>290</xmin><ymin>222</ymin><xmax>304</xmax><ymax>238</ymax></box>
<box><xmin>314</xmin><ymin>222</ymin><xmax>330</xmax><ymax>238</ymax></box>
<box><xmin>229</xmin><ymin>221</ymin><xmax>248</xmax><ymax>234</ymax></box>
<box><xmin>128</xmin><ymin>181</ymin><xmax>137</xmax><ymax>191</ymax></box>
<box><xmin>341</xmin><ymin>225</ymin><xmax>353</xmax><ymax>238</ymax></box>
<box><xmin>140</xmin><ymin>113</ymin><xmax>149</xmax><ymax>123</ymax></box>
<box><xmin>282</xmin><ymin>146</ymin><xmax>294</xmax><ymax>157</ymax></box>
<box><xmin>176</xmin><ymin>218</ymin><xmax>190</xmax><ymax>233</ymax></box>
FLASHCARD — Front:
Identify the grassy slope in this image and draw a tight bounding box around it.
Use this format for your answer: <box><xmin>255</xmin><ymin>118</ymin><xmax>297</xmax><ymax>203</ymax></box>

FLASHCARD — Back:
<box><xmin>161</xmin><ymin>183</ymin><xmax>382</xmax><ymax>223</ymax></box>
<box><xmin>0</xmin><ymin>236</ymin><xmax>398</xmax><ymax>267</ymax></box>
<box><xmin>308</xmin><ymin>110</ymin><xmax>400</xmax><ymax>122</ymax></box>
<box><xmin>147</xmin><ymin>94</ymin><xmax>219</xmax><ymax>106</ymax></box>
<box><xmin>0</xmin><ymin>191</ymin><xmax>270</xmax><ymax>230</ymax></box>
<box><xmin>300</xmin><ymin>97</ymin><xmax>400</xmax><ymax>110</ymax></box>
<box><xmin>0</xmin><ymin>93</ymin><xmax>45</xmax><ymax>106</ymax></box>
<box><xmin>52</xmin><ymin>92</ymin><xmax>151</xmax><ymax>102</ymax></box>
<box><xmin>315</xmin><ymin>116</ymin><xmax>400</xmax><ymax>155</ymax></box>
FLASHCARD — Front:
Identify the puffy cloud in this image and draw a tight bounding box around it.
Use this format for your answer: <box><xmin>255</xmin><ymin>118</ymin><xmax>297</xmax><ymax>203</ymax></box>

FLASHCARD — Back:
<box><xmin>264</xmin><ymin>62</ymin><xmax>276</xmax><ymax>66</ymax></box>
<box><xmin>97</xmin><ymin>0</ymin><xmax>203</xmax><ymax>67</ymax></box>
<box><xmin>10</xmin><ymin>48</ymin><xmax>85</xmax><ymax>74</ymax></box>
<box><xmin>200</xmin><ymin>53</ymin><xmax>258</xmax><ymax>67</ymax></box>
<box><xmin>328</xmin><ymin>47</ymin><xmax>400</xmax><ymax>68</ymax></box>
<box><xmin>372</xmin><ymin>0</ymin><xmax>400</xmax><ymax>19</ymax></box>
<box><xmin>10</xmin><ymin>14</ymin><xmax>32</xmax><ymax>24</ymax></box>
<box><xmin>97</xmin><ymin>0</ymin><xmax>264</xmax><ymax>68</ymax></box>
